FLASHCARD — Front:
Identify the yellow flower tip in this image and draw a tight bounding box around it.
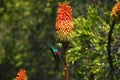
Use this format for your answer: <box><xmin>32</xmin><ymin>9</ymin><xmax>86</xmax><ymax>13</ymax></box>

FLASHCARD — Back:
<box><xmin>16</xmin><ymin>69</ymin><xmax>27</xmax><ymax>80</ymax></box>
<box><xmin>55</xmin><ymin>2</ymin><xmax>74</xmax><ymax>42</ymax></box>
<box><xmin>111</xmin><ymin>2</ymin><xmax>120</xmax><ymax>20</ymax></box>
<box><xmin>56</xmin><ymin>31</ymin><xmax>74</xmax><ymax>42</ymax></box>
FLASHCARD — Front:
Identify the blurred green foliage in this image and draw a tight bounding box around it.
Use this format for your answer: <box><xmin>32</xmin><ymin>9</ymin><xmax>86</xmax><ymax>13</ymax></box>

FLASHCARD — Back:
<box><xmin>0</xmin><ymin>0</ymin><xmax>120</xmax><ymax>80</ymax></box>
<box><xmin>68</xmin><ymin>1</ymin><xmax>120</xmax><ymax>80</ymax></box>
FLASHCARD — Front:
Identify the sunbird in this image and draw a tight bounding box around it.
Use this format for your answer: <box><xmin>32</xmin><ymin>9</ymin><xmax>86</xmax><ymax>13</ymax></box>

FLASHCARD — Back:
<box><xmin>50</xmin><ymin>45</ymin><xmax>62</xmax><ymax>70</ymax></box>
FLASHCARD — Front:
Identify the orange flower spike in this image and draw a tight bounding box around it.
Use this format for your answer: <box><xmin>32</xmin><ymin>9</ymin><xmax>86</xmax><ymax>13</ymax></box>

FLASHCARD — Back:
<box><xmin>16</xmin><ymin>69</ymin><xmax>27</xmax><ymax>80</ymax></box>
<box><xmin>56</xmin><ymin>2</ymin><xmax>74</xmax><ymax>42</ymax></box>
<box><xmin>111</xmin><ymin>1</ymin><xmax>120</xmax><ymax>20</ymax></box>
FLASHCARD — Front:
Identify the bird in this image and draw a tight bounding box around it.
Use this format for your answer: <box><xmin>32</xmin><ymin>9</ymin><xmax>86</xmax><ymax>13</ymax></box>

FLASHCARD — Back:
<box><xmin>50</xmin><ymin>45</ymin><xmax>62</xmax><ymax>70</ymax></box>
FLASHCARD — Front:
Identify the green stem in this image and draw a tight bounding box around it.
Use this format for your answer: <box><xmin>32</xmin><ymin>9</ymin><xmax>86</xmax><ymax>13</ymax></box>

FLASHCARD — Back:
<box><xmin>107</xmin><ymin>20</ymin><xmax>116</xmax><ymax>79</ymax></box>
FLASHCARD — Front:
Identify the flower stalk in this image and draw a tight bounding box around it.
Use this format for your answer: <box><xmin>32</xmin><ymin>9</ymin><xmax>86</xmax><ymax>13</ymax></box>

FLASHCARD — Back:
<box><xmin>107</xmin><ymin>1</ymin><xmax>120</xmax><ymax>79</ymax></box>
<box><xmin>62</xmin><ymin>42</ymin><xmax>69</xmax><ymax>80</ymax></box>
<box><xmin>55</xmin><ymin>1</ymin><xmax>74</xmax><ymax>80</ymax></box>
<box><xmin>107</xmin><ymin>20</ymin><xmax>116</xmax><ymax>79</ymax></box>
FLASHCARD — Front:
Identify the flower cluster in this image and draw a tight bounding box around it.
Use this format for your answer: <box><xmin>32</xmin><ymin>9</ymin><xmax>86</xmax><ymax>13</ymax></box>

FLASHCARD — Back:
<box><xmin>111</xmin><ymin>2</ymin><xmax>120</xmax><ymax>20</ymax></box>
<box><xmin>55</xmin><ymin>2</ymin><xmax>74</xmax><ymax>42</ymax></box>
<box><xmin>16</xmin><ymin>69</ymin><xmax>27</xmax><ymax>80</ymax></box>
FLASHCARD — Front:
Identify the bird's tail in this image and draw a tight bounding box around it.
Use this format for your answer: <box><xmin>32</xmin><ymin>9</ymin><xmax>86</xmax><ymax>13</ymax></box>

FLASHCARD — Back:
<box><xmin>55</xmin><ymin>62</ymin><xmax>59</xmax><ymax>71</ymax></box>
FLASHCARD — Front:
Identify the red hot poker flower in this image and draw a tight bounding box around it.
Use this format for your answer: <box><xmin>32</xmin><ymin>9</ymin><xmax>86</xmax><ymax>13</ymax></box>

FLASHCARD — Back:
<box><xmin>55</xmin><ymin>2</ymin><xmax>74</xmax><ymax>42</ymax></box>
<box><xmin>111</xmin><ymin>2</ymin><xmax>120</xmax><ymax>20</ymax></box>
<box><xmin>16</xmin><ymin>69</ymin><xmax>27</xmax><ymax>80</ymax></box>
